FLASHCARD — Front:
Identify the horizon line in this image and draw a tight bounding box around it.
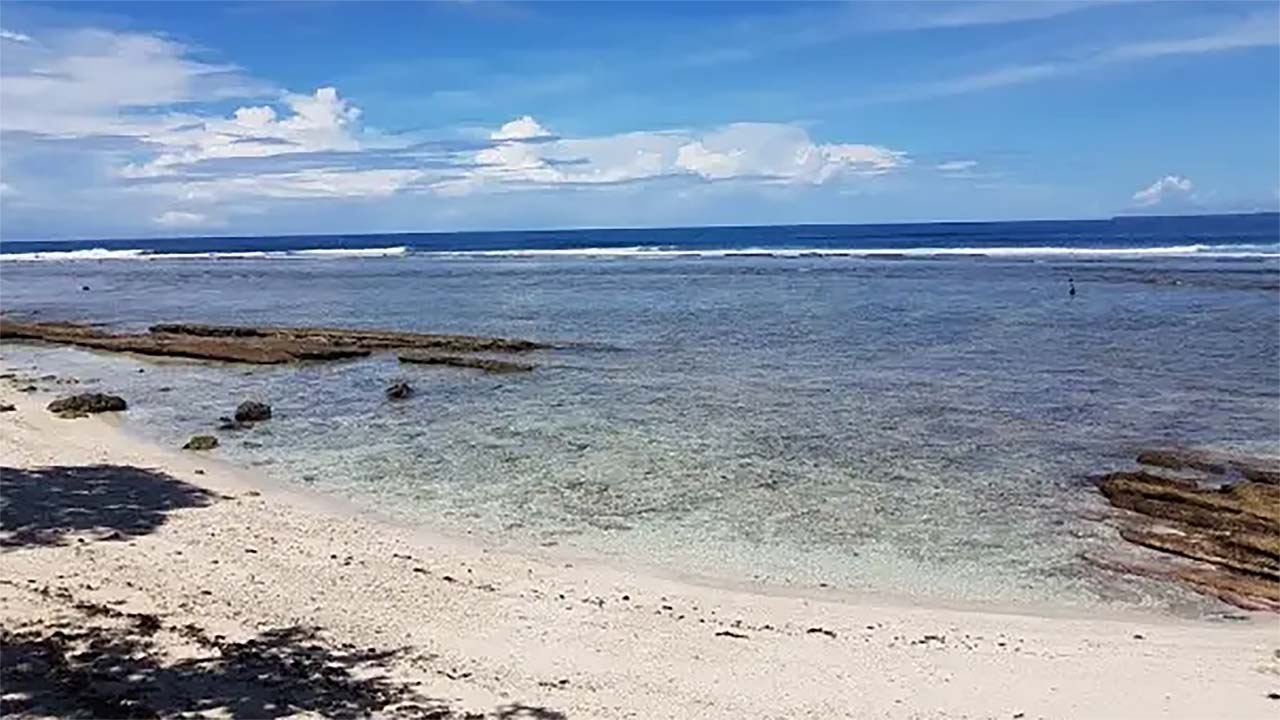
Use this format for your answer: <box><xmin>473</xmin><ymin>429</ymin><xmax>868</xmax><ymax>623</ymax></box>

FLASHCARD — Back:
<box><xmin>1</xmin><ymin>210</ymin><xmax>1276</xmax><ymax>245</ymax></box>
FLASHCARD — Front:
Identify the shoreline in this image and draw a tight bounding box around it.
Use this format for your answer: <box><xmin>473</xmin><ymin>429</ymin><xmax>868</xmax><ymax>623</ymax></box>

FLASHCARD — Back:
<box><xmin>3</xmin><ymin>380</ymin><xmax>1279</xmax><ymax>717</ymax></box>
<box><xmin>42</xmin><ymin>373</ymin><xmax>1255</xmax><ymax>627</ymax></box>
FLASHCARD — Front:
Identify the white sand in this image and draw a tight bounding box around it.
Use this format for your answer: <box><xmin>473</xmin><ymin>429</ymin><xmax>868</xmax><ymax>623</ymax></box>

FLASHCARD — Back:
<box><xmin>1</xmin><ymin>386</ymin><xmax>1278</xmax><ymax>719</ymax></box>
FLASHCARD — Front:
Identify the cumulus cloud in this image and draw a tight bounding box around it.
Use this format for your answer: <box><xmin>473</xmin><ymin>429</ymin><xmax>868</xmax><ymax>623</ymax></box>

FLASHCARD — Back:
<box><xmin>1131</xmin><ymin>175</ymin><xmax>1196</xmax><ymax>209</ymax></box>
<box><xmin>0</xmin><ymin>24</ymin><xmax>906</xmax><ymax>234</ymax></box>
<box><xmin>441</xmin><ymin>117</ymin><xmax>905</xmax><ymax>195</ymax></box>
<box><xmin>120</xmin><ymin>87</ymin><xmax>364</xmax><ymax>179</ymax></box>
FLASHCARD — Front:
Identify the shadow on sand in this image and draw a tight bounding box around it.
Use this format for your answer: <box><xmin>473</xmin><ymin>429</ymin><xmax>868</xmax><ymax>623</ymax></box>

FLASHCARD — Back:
<box><xmin>0</xmin><ymin>462</ymin><xmax>567</xmax><ymax>718</ymax></box>
<box><xmin>2</xmin><ymin>612</ymin><xmax>567</xmax><ymax>719</ymax></box>
<box><xmin>0</xmin><ymin>464</ymin><xmax>218</xmax><ymax>548</ymax></box>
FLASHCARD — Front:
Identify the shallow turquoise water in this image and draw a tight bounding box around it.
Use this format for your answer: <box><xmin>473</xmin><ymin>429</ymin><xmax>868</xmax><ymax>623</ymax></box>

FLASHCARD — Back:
<box><xmin>2</xmin><ymin>253</ymin><xmax>1277</xmax><ymax>613</ymax></box>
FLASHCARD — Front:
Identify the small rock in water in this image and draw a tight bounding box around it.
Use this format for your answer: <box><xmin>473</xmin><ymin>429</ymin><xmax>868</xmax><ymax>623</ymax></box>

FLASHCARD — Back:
<box><xmin>80</xmin><ymin>285</ymin><xmax>90</xmax><ymax>291</ymax></box>
<box><xmin>385</xmin><ymin>380</ymin><xmax>414</xmax><ymax>400</ymax></box>
<box><xmin>217</xmin><ymin>415</ymin><xmax>248</xmax><ymax>431</ymax></box>
<box><xmin>183</xmin><ymin>435</ymin><xmax>219</xmax><ymax>451</ymax></box>
<box><xmin>46</xmin><ymin>392</ymin><xmax>127</xmax><ymax>417</ymax></box>
<box><xmin>234</xmin><ymin>400</ymin><xmax>271</xmax><ymax>423</ymax></box>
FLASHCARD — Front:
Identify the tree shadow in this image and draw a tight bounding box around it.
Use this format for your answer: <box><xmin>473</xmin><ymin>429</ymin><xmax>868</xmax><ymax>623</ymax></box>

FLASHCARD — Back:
<box><xmin>1</xmin><ymin>594</ymin><xmax>568</xmax><ymax>719</ymax></box>
<box><xmin>0</xmin><ymin>465</ymin><xmax>217</xmax><ymax>548</ymax></box>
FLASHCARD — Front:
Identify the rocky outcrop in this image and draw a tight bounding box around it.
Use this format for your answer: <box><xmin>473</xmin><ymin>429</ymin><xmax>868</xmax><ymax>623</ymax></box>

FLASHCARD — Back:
<box><xmin>149</xmin><ymin>323</ymin><xmax>546</xmax><ymax>353</ymax></box>
<box><xmin>385</xmin><ymin>381</ymin><xmax>413</xmax><ymax>400</ymax></box>
<box><xmin>0</xmin><ymin>319</ymin><xmax>546</xmax><ymax>365</ymax></box>
<box><xmin>46</xmin><ymin>393</ymin><xmax>127</xmax><ymax>418</ymax></box>
<box><xmin>398</xmin><ymin>353</ymin><xmax>534</xmax><ymax>373</ymax></box>
<box><xmin>183</xmin><ymin>435</ymin><xmax>219</xmax><ymax>451</ymax></box>
<box><xmin>234</xmin><ymin>401</ymin><xmax>272</xmax><ymax>423</ymax></box>
<box><xmin>1093</xmin><ymin>449</ymin><xmax>1280</xmax><ymax>611</ymax></box>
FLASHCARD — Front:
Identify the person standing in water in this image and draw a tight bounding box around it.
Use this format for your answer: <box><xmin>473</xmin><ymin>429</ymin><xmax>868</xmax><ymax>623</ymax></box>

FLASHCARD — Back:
<box><xmin>1069</xmin><ymin>277</ymin><xmax>1076</xmax><ymax>297</ymax></box>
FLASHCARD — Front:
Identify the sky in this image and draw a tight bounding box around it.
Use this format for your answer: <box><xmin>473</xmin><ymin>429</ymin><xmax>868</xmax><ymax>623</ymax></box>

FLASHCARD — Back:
<box><xmin>0</xmin><ymin>1</ymin><xmax>1277</xmax><ymax>240</ymax></box>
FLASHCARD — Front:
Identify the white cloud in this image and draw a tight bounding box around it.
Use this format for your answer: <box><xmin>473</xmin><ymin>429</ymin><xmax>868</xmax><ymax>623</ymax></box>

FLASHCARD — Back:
<box><xmin>1131</xmin><ymin>175</ymin><xmax>1195</xmax><ymax>209</ymax></box>
<box><xmin>888</xmin><ymin>13</ymin><xmax>1279</xmax><ymax>101</ymax></box>
<box><xmin>0</xmin><ymin>28</ymin><xmax>32</xmax><ymax>43</ymax></box>
<box><xmin>937</xmin><ymin>160</ymin><xmax>979</xmax><ymax>172</ymax></box>
<box><xmin>443</xmin><ymin>118</ymin><xmax>905</xmax><ymax>195</ymax></box>
<box><xmin>121</xmin><ymin>87</ymin><xmax>363</xmax><ymax>179</ymax></box>
<box><xmin>153</xmin><ymin>210</ymin><xmax>213</xmax><ymax>228</ymax></box>
<box><xmin>0</xmin><ymin>28</ymin><xmax>267</xmax><ymax>137</ymax></box>
<box><xmin>152</xmin><ymin>168</ymin><xmax>424</xmax><ymax>201</ymax></box>
<box><xmin>491</xmin><ymin>115</ymin><xmax>553</xmax><ymax>141</ymax></box>
<box><xmin>0</xmin><ymin>25</ymin><xmax>907</xmax><ymax>232</ymax></box>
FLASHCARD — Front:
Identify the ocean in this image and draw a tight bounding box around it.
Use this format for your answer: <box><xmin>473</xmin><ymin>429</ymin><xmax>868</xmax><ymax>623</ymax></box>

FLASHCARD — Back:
<box><xmin>2</xmin><ymin>213</ymin><xmax>1278</xmax><ymax>614</ymax></box>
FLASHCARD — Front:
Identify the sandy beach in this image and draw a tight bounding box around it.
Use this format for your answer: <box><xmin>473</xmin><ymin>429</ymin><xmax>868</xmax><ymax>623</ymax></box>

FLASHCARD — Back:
<box><xmin>1</xmin><ymin>383</ymin><xmax>1277</xmax><ymax>719</ymax></box>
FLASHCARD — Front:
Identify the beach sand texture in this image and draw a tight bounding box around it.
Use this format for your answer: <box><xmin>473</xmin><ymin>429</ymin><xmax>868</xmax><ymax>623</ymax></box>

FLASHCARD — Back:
<box><xmin>2</xmin><ymin>385</ymin><xmax>1278</xmax><ymax>719</ymax></box>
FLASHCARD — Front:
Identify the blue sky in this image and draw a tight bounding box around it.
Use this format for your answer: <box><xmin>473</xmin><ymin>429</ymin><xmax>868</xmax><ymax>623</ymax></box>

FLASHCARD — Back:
<box><xmin>1</xmin><ymin>1</ymin><xmax>1277</xmax><ymax>239</ymax></box>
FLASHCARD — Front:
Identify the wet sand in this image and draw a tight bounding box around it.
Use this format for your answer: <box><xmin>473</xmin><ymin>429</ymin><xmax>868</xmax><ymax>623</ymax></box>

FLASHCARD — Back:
<box><xmin>1</xmin><ymin>385</ymin><xmax>1278</xmax><ymax>718</ymax></box>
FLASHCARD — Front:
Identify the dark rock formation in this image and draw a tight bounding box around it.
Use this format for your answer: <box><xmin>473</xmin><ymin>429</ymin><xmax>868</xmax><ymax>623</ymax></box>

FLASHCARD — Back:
<box><xmin>183</xmin><ymin>435</ymin><xmax>219</xmax><ymax>451</ymax></box>
<box><xmin>398</xmin><ymin>353</ymin><xmax>534</xmax><ymax>373</ymax></box>
<box><xmin>0</xmin><ymin>403</ymin><xmax>15</xmax><ymax>413</ymax></box>
<box><xmin>46</xmin><ymin>393</ymin><xmax>127</xmax><ymax>418</ymax></box>
<box><xmin>234</xmin><ymin>401</ymin><xmax>272</xmax><ymax>423</ymax></box>
<box><xmin>0</xmin><ymin>319</ymin><xmax>546</xmax><ymax>365</ymax></box>
<box><xmin>1094</xmin><ymin>450</ymin><xmax>1280</xmax><ymax>611</ymax></box>
<box><xmin>385</xmin><ymin>381</ymin><xmax>413</xmax><ymax>400</ymax></box>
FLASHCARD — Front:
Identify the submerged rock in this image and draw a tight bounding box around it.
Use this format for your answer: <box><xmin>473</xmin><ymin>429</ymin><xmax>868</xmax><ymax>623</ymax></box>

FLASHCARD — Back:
<box><xmin>1136</xmin><ymin>447</ymin><xmax>1280</xmax><ymax>485</ymax></box>
<box><xmin>1094</xmin><ymin>451</ymin><xmax>1280</xmax><ymax>611</ymax></box>
<box><xmin>398</xmin><ymin>353</ymin><xmax>534</xmax><ymax>373</ymax></box>
<box><xmin>385</xmin><ymin>381</ymin><xmax>414</xmax><ymax>400</ymax></box>
<box><xmin>183</xmin><ymin>435</ymin><xmax>219</xmax><ymax>451</ymax></box>
<box><xmin>217</xmin><ymin>415</ymin><xmax>248</xmax><ymax>431</ymax></box>
<box><xmin>46</xmin><ymin>393</ymin><xmax>127</xmax><ymax>417</ymax></box>
<box><xmin>234</xmin><ymin>401</ymin><xmax>272</xmax><ymax>423</ymax></box>
<box><xmin>0</xmin><ymin>318</ymin><xmax>546</xmax><ymax>365</ymax></box>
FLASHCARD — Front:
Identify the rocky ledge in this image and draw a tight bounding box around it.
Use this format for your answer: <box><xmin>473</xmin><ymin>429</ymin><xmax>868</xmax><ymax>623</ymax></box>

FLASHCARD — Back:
<box><xmin>0</xmin><ymin>319</ymin><xmax>546</xmax><ymax>365</ymax></box>
<box><xmin>1092</xmin><ymin>447</ymin><xmax>1280</xmax><ymax>611</ymax></box>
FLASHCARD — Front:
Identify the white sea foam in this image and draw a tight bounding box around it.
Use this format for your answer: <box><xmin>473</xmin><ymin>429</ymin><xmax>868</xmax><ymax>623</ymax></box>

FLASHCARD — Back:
<box><xmin>0</xmin><ymin>246</ymin><xmax>410</xmax><ymax>262</ymax></box>
<box><xmin>291</xmin><ymin>246</ymin><xmax>408</xmax><ymax>258</ymax></box>
<box><xmin>0</xmin><ymin>248</ymin><xmax>149</xmax><ymax>262</ymax></box>
<box><xmin>2</xmin><ymin>242</ymin><xmax>1275</xmax><ymax>262</ymax></box>
<box><xmin>425</xmin><ymin>244</ymin><xmax>1280</xmax><ymax>259</ymax></box>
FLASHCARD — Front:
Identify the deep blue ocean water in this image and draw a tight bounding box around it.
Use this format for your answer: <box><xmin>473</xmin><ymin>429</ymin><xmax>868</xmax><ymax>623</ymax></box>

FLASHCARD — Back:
<box><xmin>2</xmin><ymin>214</ymin><xmax>1277</xmax><ymax>614</ymax></box>
<box><xmin>3</xmin><ymin>213</ymin><xmax>1278</xmax><ymax>259</ymax></box>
